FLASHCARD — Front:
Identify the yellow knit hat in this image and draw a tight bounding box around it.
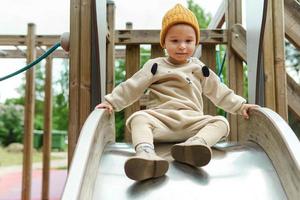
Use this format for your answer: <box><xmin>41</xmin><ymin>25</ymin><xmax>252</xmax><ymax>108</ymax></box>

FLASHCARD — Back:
<box><xmin>160</xmin><ymin>4</ymin><xmax>200</xmax><ymax>47</ymax></box>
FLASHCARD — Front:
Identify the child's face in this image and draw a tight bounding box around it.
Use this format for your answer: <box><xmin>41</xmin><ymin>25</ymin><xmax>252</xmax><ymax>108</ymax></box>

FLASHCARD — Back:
<box><xmin>163</xmin><ymin>24</ymin><xmax>196</xmax><ymax>65</ymax></box>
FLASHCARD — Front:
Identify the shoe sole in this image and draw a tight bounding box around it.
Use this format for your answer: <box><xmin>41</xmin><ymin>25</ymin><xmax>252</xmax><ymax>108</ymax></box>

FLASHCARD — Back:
<box><xmin>171</xmin><ymin>144</ymin><xmax>211</xmax><ymax>167</ymax></box>
<box><xmin>124</xmin><ymin>158</ymin><xmax>169</xmax><ymax>181</ymax></box>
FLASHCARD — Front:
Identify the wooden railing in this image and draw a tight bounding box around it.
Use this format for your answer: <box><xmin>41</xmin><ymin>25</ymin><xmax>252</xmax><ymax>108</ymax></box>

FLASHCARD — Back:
<box><xmin>0</xmin><ymin>24</ymin><xmax>68</xmax><ymax>200</ymax></box>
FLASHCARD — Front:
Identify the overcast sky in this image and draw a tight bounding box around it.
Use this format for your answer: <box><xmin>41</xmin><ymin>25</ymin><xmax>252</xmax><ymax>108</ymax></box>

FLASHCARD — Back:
<box><xmin>0</xmin><ymin>0</ymin><xmax>222</xmax><ymax>102</ymax></box>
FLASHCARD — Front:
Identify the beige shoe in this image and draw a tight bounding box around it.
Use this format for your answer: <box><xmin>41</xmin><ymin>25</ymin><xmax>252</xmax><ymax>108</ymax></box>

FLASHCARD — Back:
<box><xmin>124</xmin><ymin>144</ymin><xmax>169</xmax><ymax>181</ymax></box>
<box><xmin>171</xmin><ymin>137</ymin><xmax>212</xmax><ymax>167</ymax></box>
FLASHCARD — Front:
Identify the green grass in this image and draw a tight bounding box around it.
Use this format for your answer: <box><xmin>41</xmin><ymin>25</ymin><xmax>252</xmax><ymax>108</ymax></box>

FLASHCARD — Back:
<box><xmin>0</xmin><ymin>147</ymin><xmax>65</xmax><ymax>167</ymax></box>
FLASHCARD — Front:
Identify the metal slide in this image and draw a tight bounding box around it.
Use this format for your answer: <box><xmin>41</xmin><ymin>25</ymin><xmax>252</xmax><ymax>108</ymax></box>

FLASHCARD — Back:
<box><xmin>61</xmin><ymin>0</ymin><xmax>300</xmax><ymax>199</ymax></box>
<box><xmin>61</xmin><ymin>108</ymin><xmax>300</xmax><ymax>200</ymax></box>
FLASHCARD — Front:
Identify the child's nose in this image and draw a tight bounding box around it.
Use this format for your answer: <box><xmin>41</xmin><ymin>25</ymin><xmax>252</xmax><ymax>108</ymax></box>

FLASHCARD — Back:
<box><xmin>179</xmin><ymin>42</ymin><xmax>186</xmax><ymax>49</ymax></box>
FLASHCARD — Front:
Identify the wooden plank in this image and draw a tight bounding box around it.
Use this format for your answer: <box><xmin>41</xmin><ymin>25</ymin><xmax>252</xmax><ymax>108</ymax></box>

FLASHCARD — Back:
<box><xmin>284</xmin><ymin>0</ymin><xmax>300</xmax><ymax>49</ymax></box>
<box><xmin>124</xmin><ymin>44</ymin><xmax>140</xmax><ymax>142</ymax></box>
<box><xmin>91</xmin><ymin>0</ymin><xmax>101</xmax><ymax>109</ymax></box>
<box><xmin>106</xmin><ymin>1</ymin><xmax>115</xmax><ymax>94</ymax></box>
<box><xmin>22</xmin><ymin>23</ymin><xmax>36</xmax><ymax>200</ymax></box>
<box><xmin>42</xmin><ymin>48</ymin><xmax>53</xmax><ymax>200</ymax></box>
<box><xmin>0</xmin><ymin>49</ymin><xmax>68</xmax><ymax>58</ymax></box>
<box><xmin>0</xmin><ymin>35</ymin><xmax>60</xmax><ymax>46</ymax></box>
<box><xmin>150</xmin><ymin>44</ymin><xmax>164</xmax><ymax>58</ymax></box>
<box><xmin>225</xmin><ymin>0</ymin><xmax>243</xmax><ymax>141</ymax></box>
<box><xmin>263</xmin><ymin>0</ymin><xmax>276</xmax><ymax>111</ymax></box>
<box><xmin>115</xmin><ymin>48</ymin><xmax>125</xmax><ymax>59</ymax></box>
<box><xmin>68</xmin><ymin>0</ymin><xmax>81</xmax><ymax>166</ymax></box>
<box><xmin>115</xmin><ymin>29</ymin><xmax>228</xmax><ymax>45</ymax></box>
<box><xmin>231</xmin><ymin>24</ymin><xmax>246</xmax><ymax>61</ymax></box>
<box><xmin>200</xmin><ymin>45</ymin><xmax>217</xmax><ymax>116</ymax></box>
<box><xmin>79</xmin><ymin>0</ymin><xmax>92</xmax><ymax>130</ymax></box>
<box><xmin>208</xmin><ymin>0</ymin><xmax>225</xmax><ymax>29</ymax></box>
<box><xmin>273</xmin><ymin>0</ymin><xmax>288</xmax><ymax>120</ymax></box>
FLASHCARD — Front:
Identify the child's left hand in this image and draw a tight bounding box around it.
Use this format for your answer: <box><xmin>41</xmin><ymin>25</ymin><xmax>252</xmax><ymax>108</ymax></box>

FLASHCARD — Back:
<box><xmin>241</xmin><ymin>104</ymin><xmax>260</xmax><ymax>120</ymax></box>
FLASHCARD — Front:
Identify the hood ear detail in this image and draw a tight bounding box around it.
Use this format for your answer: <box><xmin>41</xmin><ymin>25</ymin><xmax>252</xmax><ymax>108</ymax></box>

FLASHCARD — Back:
<box><xmin>151</xmin><ymin>63</ymin><xmax>158</xmax><ymax>75</ymax></box>
<box><xmin>202</xmin><ymin>66</ymin><xmax>210</xmax><ymax>77</ymax></box>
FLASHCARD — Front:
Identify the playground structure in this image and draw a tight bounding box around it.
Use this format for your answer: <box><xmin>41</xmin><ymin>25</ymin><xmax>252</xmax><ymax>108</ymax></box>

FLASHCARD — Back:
<box><xmin>1</xmin><ymin>0</ymin><xmax>300</xmax><ymax>199</ymax></box>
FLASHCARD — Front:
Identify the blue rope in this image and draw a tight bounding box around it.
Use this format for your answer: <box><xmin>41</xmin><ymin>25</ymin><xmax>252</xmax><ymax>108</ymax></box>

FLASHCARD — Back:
<box><xmin>0</xmin><ymin>42</ymin><xmax>61</xmax><ymax>82</ymax></box>
<box><xmin>218</xmin><ymin>51</ymin><xmax>226</xmax><ymax>78</ymax></box>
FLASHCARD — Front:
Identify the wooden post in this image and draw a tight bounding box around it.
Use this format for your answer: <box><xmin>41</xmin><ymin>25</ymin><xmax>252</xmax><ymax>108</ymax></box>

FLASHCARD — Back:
<box><xmin>124</xmin><ymin>22</ymin><xmax>140</xmax><ymax>142</ymax></box>
<box><xmin>263</xmin><ymin>0</ymin><xmax>276</xmax><ymax>111</ymax></box>
<box><xmin>41</xmin><ymin>46</ymin><xmax>53</xmax><ymax>200</ymax></box>
<box><xmin>225</xmin><ymin>0</ymin><xmax>244</xmax><ymax>141</ymax></box>
<box><xmin>150</xmin><ymin>44</ymin><xmax>164</xmax><ymax>58</ymax></box>
<box><xmin>68</xmin><ymin>0</ymin><xmax>81</xmax><ymax>166</ymax></box>
<box><xmin>22</xmin><ymin>23</ymin><xmax>36</xmax><ymax>200</ymax></box>
<box><xmin>273</xmin><ymin>0</ymin><xmax>288</xmax><ymax>120</ymax></box>
<box><xmin>106</xmin><ymin>1</ymin><xmax>115</xmax><ymax>94</ymax></box>
<box><xmin>262</xmin><ymin>0</ymin><xmax>287</xmax><ymax>120</ymax></box>
<box><xmin>79</xmin><ymin>0</ymin><xmax>91</xmax><ymax>129</ymax></box>
<box><xmin>68</xmin><ymin>0</ymin><xmax>93</xmax><ymax>165</ymax></box>
<box><xmin>200</xmin><ymin>45</ymin><xmax>217</xmax><ymax>116</ymax></box>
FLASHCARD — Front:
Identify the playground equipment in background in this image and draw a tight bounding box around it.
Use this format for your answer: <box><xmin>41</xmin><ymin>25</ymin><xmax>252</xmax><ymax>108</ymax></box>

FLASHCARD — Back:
<box><xmin>1</xmin><ymin>0</ymin><xmax>299</xmax><ymax>199</ymax></box>
<box><xmin>61</xmin><ymin>0</ymin><xmax>300</xmax><ymax>199</ymax></box>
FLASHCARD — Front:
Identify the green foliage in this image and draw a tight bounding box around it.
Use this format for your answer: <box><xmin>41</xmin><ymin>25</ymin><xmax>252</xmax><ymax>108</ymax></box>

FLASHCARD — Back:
<box><xmin>52</xmin><ymin>61</ymin><xmax>69</xmax><ymax>130</ymax></box>
<box><xmin>285</xmin><ymin>41</ymin><xmax>300</xmax><ymax>79</ymax></box>
<box><xmin>0</xmin><ymin>104</ymin><xmax>24</xmax><ymax>146</ymax></box>
<box><xmin>1</xmin><ymin>59</ymin><xmax>69</xmax><ymax>146</ymax></box>
<box><xmin>187</xmin><ymin>0</ymin><xmax>211</xmax><ymax>28</ymax></box>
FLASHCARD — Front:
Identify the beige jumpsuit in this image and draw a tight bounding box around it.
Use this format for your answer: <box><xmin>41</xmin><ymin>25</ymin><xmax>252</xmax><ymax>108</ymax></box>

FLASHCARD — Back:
<box><xmin>105</xmin><ymin>57</ymin><xmax>246</xmax><ymax>147</ymax></box>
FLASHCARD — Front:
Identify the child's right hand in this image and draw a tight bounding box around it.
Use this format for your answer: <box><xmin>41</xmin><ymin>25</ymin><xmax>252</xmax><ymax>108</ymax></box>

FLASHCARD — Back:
<box><xmin>95</xmin><ymin>101</ymin><xmax>113</xmax><ymax>114</ymax></box>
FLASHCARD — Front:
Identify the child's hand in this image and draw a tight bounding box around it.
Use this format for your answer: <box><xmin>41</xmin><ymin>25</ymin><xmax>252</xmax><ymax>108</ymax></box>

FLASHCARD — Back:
<box><xmin>95</xmin><ymin>101</ymin><xmax>113</xmax><ymax>114</ymax></box>
<box><xmin>241</xmin><ymin>104</ymin><xmax>260</xmax><ymax>120</ymax></box>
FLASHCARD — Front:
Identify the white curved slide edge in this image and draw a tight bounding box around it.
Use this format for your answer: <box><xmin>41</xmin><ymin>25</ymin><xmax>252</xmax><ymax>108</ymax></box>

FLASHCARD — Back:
<box><xmin>239</xmin><ymin>107</ymin><xmax>300</xmax><ymax>199</ymax></box>
<box><xmin>61</xmin><ymin>110</ymin><xmax>115</xmax><ymax>200</ymax></box>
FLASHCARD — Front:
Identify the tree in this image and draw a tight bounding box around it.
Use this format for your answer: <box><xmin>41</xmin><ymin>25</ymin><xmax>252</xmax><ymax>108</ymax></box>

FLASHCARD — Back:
<box><xmin>4</xmin><ymin>59</ymin><xmax>69</xmax><ymax>134</ymax></box>
<box><xmin>187</xmin><ymin>0</ymin><xmax>211</xmax><ymax>28</ymax></box>
<box><xmin>52</xmin><ymin>59</ymin><xmax>69</xmax><ymax>130</ymax></box>
<box><xmin>0</xmin><ymin>104</ymin><xmax>24</xmax><ymax>146</ymax></box>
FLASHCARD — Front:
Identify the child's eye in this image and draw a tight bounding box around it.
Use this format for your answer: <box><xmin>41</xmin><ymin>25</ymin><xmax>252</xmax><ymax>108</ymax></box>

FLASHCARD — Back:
<box><xmin>171</xmin><ymin>39</ymin><xmax>178</xmax><ymax>43</ymax></box>
<box><xmin>186</xmin><ymin>40</ymin><xmax>192</xmax><ymax>43</ymax></box>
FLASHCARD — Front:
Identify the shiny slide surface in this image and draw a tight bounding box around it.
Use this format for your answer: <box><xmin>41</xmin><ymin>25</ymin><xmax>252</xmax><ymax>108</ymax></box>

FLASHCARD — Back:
<box><xmin>62</xmin><ymin>108</ymin><xmax>300</xmax><ymax>200</ymax></box>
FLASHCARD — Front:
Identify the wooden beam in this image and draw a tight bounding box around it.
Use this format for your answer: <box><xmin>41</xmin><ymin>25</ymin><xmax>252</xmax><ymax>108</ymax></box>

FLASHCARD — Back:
<box><xmin>284</xmin><ymin>0</ymin><xmax>300</xmax><ymax>49</ymax></box>
<box><xmin>0</xmin><ymin>49</ymin><xmax>68</xmax><ymax>58</ymax></box>
<box><xmin>225</xmin><ymin>0</ymin><xmax>243</xmax><ymax>142</ymax></box>
<box><xmin>79</xmin><ymin>0</ymin><xmax>92</xmax><ymax>129</ymax></box>
<box><xmin>115</xmin><ymin>29</ymin><xmax>228</xmax><ymax>45</ymax></box>
<box><xmin>22</xmin><ymin>23</ymin><xmax>36</xmax><ymax>200</ymax></box>
<box><xmin>273</xmin><ymin>0</ymin><xmax>288</xmax><ymax>120</ymax></box>
<box><xmin>263</xmin><ymin>0</ymin><xmax>276</xmax><ymax>111</ymax></box>
<box><xmin>0</xmin><ymin>35</ymin><xmax>61</xmax><ymax>46</ymax></box>
<box><xmin>42</xmin><ymin>46</ymin><xmax>53</xmax><ymax>200</ymax></box>
<box><xmin>106</xmin><ymin>1</ymin><xmax>115</xmax><ymax>94</ymax></box>
<box><xmin>231</xmin><ymin>24</ymin><xmax>246</xmax><ymax>61</ymax></box>
<box><xmin>68</xmin><ymin>0</ymin><xmax>81</xmax><ymax>167</ymax></box>
<box><xmin>150</xmin><ymin>44</ymin><xmax>164</xmax><ymax>58</ymax></box>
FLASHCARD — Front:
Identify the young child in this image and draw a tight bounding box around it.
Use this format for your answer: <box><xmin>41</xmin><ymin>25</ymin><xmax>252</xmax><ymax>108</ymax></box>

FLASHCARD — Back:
<box><xmin>96</xmin><ymin>4</ymin><xmax>258</xmax><ymax>181</ymax></box>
